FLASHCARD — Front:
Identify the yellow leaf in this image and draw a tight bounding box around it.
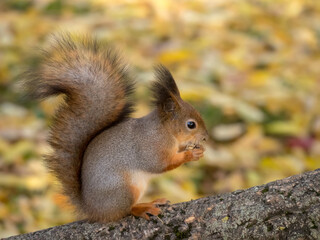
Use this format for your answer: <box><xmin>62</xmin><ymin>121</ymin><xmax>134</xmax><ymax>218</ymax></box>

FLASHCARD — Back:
<box><xmin>25</xmin><ymin>176</ymin><xmax>48</xmax><ymax>191</ymax></box>
<box><xmin>247</xmin><ymin>70</ymin><xmax>270</xmax><ymax>87</ymax></box>
<box><xmin>265</xmin><ymin>121</ymin><xmax>304</xmax><ymax>136</ymax></box>
<box><xmin>305</xmin><ymin>157</ymin><xmax>320</xmax><ymax>171</ymax></box>
<box><xmin>158</xmin><ymin>50</ymin><xmax>193</xmax><ymax>64</ymax></box>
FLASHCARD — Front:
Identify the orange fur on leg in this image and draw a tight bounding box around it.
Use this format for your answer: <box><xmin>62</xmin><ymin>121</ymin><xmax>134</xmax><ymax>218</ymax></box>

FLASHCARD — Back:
<box><xmin>128</xmin><ymin>175</ymin><xmax>168</xmax><ymax>220</ymax></box>
<box><xmin>131</xmin><ymin>198</ymin><xmax>169</xmax><ymax>220</ymax></box>
<box><xmin>131</xmin><ymin>202</ymin><xmax>161</xmax><ymax>220</ymax></box>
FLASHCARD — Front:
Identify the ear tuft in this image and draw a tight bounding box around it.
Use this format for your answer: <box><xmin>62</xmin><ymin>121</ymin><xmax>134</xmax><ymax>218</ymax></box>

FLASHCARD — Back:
<box><xmin>150</xmin><ymin>65</ymin><xmax>181</xmax><ymax>113</ymax></box>
<box><xmin>154</xmin><ymin>65</ymin><xmax>180</xmax><ymax>96</ymax></box>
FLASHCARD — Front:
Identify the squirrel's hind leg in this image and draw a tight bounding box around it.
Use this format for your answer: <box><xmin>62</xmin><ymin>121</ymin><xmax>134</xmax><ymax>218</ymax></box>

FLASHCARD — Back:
<box><xmin>131</xmin><ymin>202</ymin><xmax>160</xmax><ymax>220</ymax></box>
<box><xmin>128</xmin><ymin>171</ymin><xmax>170</xmax><ymax>220</ymax></box>
<box><xmin>128</xmin><ymin>180</ymin><xmax>169</xmax><ymax>220</ymax></box>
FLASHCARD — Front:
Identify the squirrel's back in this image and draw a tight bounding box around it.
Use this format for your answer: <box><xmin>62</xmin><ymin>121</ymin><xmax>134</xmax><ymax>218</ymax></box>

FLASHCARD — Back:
<box><xmin>24</xmin><ymin>34</ymin><xmax>135</xmax><ymax>212</ymax></box>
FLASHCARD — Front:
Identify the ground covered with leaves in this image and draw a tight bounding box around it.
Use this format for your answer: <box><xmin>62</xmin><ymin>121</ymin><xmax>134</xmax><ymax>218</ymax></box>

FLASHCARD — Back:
<box><xmin>0</xmin><ymin>0</ymin><xmax>320</xmax><ymax>237</ymax></box>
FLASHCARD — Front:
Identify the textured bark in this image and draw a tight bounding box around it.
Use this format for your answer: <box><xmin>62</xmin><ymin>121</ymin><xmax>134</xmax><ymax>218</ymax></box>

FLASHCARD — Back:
<box><xmin>6</xmin><ymin>169</ymin><xmax>320</xmax><ymax>240</ymax></box>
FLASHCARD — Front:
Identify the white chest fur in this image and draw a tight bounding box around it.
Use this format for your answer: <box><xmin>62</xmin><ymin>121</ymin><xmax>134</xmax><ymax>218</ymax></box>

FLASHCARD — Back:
<box><xmin>130</xmin><ymin>170</ymin><xmax>153</xmax><ymax>202</ymax></box>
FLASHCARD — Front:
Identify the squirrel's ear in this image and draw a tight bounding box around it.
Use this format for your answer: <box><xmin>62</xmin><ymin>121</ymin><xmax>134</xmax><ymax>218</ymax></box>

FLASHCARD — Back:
<box><xmin>151</xmin><ymin>65</ymin><xmax>181</xmax><ymax>116</ymax></box>
<box><xmin>161</xmin><ymin>92</ymin><xmax>181</xmax><ymax>114</ymax></box>
<box><xmin>153</xmin><ymin>65</ymin><xmax>180</xmax><ymax>97</ymax></box>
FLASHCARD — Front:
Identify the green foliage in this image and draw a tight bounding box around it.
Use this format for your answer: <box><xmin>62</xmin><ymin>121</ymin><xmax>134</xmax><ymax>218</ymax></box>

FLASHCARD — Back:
<box><xmin>1</xmin><ymin>0</ymin><xmax>33</xmax><ymax>11</ymax></box>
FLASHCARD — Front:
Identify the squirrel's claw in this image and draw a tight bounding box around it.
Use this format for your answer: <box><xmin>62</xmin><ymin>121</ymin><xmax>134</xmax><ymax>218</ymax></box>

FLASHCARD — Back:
<box><xmin>192</xmin><ymin>148</ymin><xmax>204</xmax><ymax>159</ymax></box>
<box><xmin>152</xmin><ymin>198</ymin><xmax>170</xmax><ymax>205</ymax></box>
<box><xmin>189</xmin><ymin>145</ymin><xmax>204</xmax><ymax>160</ymax></box>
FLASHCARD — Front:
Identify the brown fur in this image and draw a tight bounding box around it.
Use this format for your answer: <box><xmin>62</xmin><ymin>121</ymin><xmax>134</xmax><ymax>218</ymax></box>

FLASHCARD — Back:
<box><xmin>24</xmin><ymin>33</ymin><xmax>209</xmax><ymax>222</ymax></box>
<box><xmin>23</xmin><ymin>34</ymin><xmax>135</xmax><ymax>216</ymax></box>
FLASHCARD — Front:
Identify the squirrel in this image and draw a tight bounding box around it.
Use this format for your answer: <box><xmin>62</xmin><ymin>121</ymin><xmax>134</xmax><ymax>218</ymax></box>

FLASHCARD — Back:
<box><xmin>24</xmin><ymin>34</ymin><xmax>209</xmax><ymax>222</ymax></box>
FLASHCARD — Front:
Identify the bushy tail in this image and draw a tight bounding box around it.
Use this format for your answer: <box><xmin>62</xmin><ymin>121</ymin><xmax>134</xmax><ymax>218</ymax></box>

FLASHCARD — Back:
<box><xmin>24</xmin><ymin>34</ymin><xmax>135</xmax><ymax>211</ymax></box>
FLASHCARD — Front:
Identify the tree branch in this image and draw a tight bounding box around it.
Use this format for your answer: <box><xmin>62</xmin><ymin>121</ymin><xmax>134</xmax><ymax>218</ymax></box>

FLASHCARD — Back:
<box><xmin>6</xmin><ymin>169</ymin><xmax>320</xmax><ymax>239</ymax></box>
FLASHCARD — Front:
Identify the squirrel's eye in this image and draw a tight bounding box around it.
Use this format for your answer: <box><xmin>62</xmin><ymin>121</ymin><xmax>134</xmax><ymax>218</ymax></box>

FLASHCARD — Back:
<box><xmin>187</xmin><ymin>121</ymin><xmax>196</xmax><ymax>129</ymax></box>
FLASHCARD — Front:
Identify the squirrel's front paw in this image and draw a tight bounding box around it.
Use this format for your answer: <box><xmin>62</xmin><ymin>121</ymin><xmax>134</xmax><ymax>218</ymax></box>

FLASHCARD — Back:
<box><xmin>191</xmin><ymin>145</ymin><xmax>204</xmax><ymax>160</ymax></box>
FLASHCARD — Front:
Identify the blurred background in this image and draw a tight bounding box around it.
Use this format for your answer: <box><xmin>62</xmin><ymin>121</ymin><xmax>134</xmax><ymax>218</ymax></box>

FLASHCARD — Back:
<box><xmin>1</xmin><ymin>0</ymin><xmax>320</xmax><ymax>237</ymax></box>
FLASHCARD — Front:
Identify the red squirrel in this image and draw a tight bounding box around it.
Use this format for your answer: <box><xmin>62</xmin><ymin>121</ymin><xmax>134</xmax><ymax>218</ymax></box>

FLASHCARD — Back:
<box><xmin>25</xmin><ymin>34</ymin><xmax>209</xmax><ymax>222</ymax></box>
